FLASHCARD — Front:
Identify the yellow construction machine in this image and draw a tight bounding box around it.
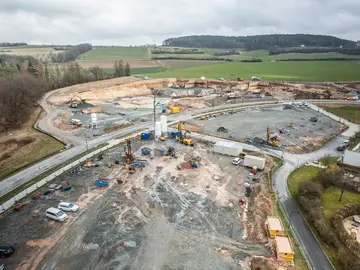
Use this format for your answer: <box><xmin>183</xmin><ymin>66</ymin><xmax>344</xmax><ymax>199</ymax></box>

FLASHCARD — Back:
<box><xmin>267</xmin><ymin>127</ymin><xmax>279</xmax><ymax>147</ymax></box>
<box><xmin>177</xmin><ymin>121</ymin><xmax>194</xmax><ymax>146</ymax></box>
<box><xmin>70</xmin><ymin>92</ymin><xmax>89</xmax><ymax>108</ymax></box>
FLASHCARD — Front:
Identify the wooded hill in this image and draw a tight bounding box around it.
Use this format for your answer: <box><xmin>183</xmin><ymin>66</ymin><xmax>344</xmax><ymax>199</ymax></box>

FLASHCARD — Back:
<box><xmin>163</xmin><ymin>34</ymin><xmax>357</xmax><ymax>50</ymax></box>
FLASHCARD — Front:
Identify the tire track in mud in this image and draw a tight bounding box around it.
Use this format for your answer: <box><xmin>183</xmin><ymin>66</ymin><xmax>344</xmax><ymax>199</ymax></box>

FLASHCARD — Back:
<box><xmin>161</xmin><ymin>179</ymin><xmax>218</xmax><ymax>233</ymax></box>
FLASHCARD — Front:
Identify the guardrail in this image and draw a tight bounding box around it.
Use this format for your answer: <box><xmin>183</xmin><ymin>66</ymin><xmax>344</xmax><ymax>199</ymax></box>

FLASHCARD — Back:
<box><xmin>0</xmin><ymin>133</ymin><xmax>142</xmax><ymax>213</ymax></box>
<box><xmin>1</xmin><ymin>99</ymin><xmax>354</xmax><ymax>213</ymax></box>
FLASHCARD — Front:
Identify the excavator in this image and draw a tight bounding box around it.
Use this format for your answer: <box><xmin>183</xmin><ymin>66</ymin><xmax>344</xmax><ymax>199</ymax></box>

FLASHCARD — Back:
<box><xmin>155</xmin><ymin>101</ymin><xmax>166</xmax><ymax>113</ymax></box>
<box><xmin>70</xmin><ymin>92</ymin><xmax>88</xmax><ymax>108</ymax></box>
<box><xmin>267</xmin><ymin>127</ymin><xmax>279</xmax><ymax>147</ymax></box>
<box><xmin>177</xmin><ymin>121</ymin><xmax>194</xmax><ymax>146</ymax></box>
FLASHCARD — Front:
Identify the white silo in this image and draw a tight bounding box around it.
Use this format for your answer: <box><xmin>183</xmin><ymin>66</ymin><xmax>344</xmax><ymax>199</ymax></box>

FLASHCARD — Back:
<box><xmin>155</xmin><ymin>121</ymin><xmax>161</xmax><ymax>141</ymax></box>
<box><xmin>160</xmin><ymin>115</ymin><xmax>167</xmax><ymax>133</ymax></box>
<box><xmin>91</xmin><ymin>113</ymin><xmax>97</xmax><ymax>129</ymax></box>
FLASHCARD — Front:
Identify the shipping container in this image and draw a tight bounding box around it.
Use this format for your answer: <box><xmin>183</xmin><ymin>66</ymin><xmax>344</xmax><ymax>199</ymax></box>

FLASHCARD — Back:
<box><xmin>213</xmin><ymin>141</ymin><xmax>243</xmax><ymax>156</ymax></box>
<box><xmin>243</xmin><ymin>155</ymin><xmax>266</xmax><ymax>170</ymax></box>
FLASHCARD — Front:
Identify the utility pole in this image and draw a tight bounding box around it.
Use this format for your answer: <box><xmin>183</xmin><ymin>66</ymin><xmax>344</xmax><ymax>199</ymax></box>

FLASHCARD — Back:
<box><xmin>152</xmin><ymin>88</ymin><xmax>156</xmax><ymax>131</ymax></box>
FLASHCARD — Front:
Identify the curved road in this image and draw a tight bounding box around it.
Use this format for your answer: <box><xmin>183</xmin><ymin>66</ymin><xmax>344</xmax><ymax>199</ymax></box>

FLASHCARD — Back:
<box><xmin>0</xmin><ymin>88</ymin><xmax>359</xmax><ymax>269</ymax></box>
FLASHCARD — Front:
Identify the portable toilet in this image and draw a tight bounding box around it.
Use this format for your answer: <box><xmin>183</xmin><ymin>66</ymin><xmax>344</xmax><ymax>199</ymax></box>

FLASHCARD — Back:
<box><xmin>275</xmin><ymin>235</ymin><xmax>294</xmax><ymax>262</ymax></box>
<box><xmin>266</xmin><ymin>216</ymin><xmax>285</xmax><ymax>238</ymax></box>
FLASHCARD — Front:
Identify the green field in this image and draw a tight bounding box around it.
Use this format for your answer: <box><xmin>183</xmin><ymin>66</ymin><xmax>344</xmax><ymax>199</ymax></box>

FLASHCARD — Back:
<box><xmin>143</xmin><ymin>61</ymin><xmax>360</xmax><ymax>82</ymax></box>
<box><xmin>103</xmin><ymin>67</ymin><xmax>167</xmax><ymax>76</ymax></box>
<box><xmin>288</xmin><ymin>166</ymin><xmax>322</xmax><ymax>197</ymax></box>
<box><xmin>77</xmin><ymin>46</ymin><xmax>150</xmax><ymax>61</ymax></box>
<box><xmin>321</xmin><ymin>106</ymin><xmax>360</xmax><ymax>124</ymax></box>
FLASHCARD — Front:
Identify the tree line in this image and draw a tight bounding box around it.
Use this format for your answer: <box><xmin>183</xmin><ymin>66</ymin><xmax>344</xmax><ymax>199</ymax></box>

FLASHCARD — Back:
<box><xmin>296</xmin><ymin>154</ymin><xmax>360</xmax><ymax>269</ymax></box>
<box><xmin>51</xmin><ymin>43</ymin><xmax>92</xmax><ymax>63</ymax></box>
<box><xmin>163</xmin><ymin>34</ymin><xmax>357</xmax><ymax>50</ymax></box>
<box><xmin>0</xmin><ymin>55</ymin><xmax>131</xmax><ymax>131</ymax></box>
<box><xmin>0</xmin><ymin>42</ymin><xmax>27</xmax><ymax>47</ymax></box>
<box><xmin>270</xmin><ymin>47</ymin><xmax>360</xmax><ymax>55</ymax></box>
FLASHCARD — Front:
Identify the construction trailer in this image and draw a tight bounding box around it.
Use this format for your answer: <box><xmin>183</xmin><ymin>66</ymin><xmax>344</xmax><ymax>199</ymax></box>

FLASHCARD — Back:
<box><xmin>213</xmin><ymin>141</ymin><xmax>243</xmax><ymax>156</ymax></box>
<box><xmin>275</xmin><ymin>235</ymin><xmax>294</xmax><ymax>262</ymax></box>
<box><xmin>243</xmin><ymin>155</ymin><xmax>266</xmax><ymax>170</ymax></box>
<box><xmin>266</xmin><ymin>216</ymin><xmax>285</xmax><ymax>239</ymax></box>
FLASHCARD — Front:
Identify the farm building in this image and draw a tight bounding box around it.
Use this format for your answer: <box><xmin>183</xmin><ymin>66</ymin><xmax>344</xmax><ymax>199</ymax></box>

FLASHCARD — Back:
<box><xmin>266</xmin><ymin>216</ymin><xmax>285</xmax><ymax>238</ymax></box>
<box><xmin>213</xmin><ymin>141</ymin><xmax>243</xmax><ymax>156</ymax></box>
<box><xmin>275</xmin><ymin>235</ymin><xmax>294</xmax><ymax>262</ymax></box>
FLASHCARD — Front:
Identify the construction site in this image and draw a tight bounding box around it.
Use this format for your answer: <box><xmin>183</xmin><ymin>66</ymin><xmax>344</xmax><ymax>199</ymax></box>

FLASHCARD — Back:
<box><xmin>1</xmin><ymin>77</ymin><xmax>358</xmax><ymax>270</ymax></box>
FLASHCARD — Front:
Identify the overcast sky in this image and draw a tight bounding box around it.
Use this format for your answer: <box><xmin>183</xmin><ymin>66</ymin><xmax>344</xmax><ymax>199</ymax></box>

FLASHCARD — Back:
<box><xmin>1</xmin><ymin>0</ymin><xmax>359</xmax><ymax>45</ymax></box>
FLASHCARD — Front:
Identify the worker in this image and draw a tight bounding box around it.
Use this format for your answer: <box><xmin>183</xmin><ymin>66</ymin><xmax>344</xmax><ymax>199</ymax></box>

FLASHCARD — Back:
<box><xmin>239</xmin><ymin>199</ymin><xmax>245</xmax><ymax>205</ymax></box>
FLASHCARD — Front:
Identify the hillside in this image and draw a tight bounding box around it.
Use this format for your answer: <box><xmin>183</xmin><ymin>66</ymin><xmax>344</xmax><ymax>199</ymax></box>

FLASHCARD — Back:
<box><xmin>163</xmin><ymin>34</ymin><xmax>357</xmax><ymax>50</ymax></box>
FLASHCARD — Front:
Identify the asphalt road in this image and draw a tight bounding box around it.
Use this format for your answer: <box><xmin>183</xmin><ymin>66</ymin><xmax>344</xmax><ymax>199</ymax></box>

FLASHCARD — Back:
<box><xmin>0</xmin><ymin>87</ymin><xmax>359</xmax><ymax>269</ymax></box>
<box><xmin>272</xmin><ymin>115</ymin><xmax>359</xmax><ymax>270</ymax></box>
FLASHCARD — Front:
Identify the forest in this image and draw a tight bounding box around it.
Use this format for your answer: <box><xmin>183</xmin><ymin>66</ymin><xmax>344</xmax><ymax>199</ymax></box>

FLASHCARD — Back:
<box><xmin>163</xmin><ymin>34</ymin><xmax>357</xmax><ymax>50</ymax></box>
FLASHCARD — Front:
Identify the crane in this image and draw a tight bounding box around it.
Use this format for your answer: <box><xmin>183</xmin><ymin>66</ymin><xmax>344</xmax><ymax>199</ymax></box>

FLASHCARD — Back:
<box><xmin>267</xmin><ymin>127</ymin><xmax>279</xmax><ymax>147</ymax></box>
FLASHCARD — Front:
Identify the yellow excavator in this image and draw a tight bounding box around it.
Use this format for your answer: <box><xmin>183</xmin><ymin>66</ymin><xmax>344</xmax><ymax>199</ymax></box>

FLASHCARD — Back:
<box><xmin>177</xmin><ymin>121</ymin><xmax>194</xmax><ymax>146</ymax></box>
<box><xmin>267</xmin><ymin>127</ymin><xmax>279</xmax><ymax>147</ymax></box>
<box><xmin>70</xmin><ymin>92</ymin><xmax>89</xmax><ymax>108</ymax></box>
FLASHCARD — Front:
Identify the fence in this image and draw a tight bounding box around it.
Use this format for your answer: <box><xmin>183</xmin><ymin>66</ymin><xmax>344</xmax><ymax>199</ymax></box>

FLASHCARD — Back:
<box><xmin>0</xmin><ymin>134</ymin><xmax>142</xmax><ymax>213</ymax></box>
<box><xmin>0</xmin><ymin>100</ymin><xmax>279</xmax><ymax>213</ymax></box>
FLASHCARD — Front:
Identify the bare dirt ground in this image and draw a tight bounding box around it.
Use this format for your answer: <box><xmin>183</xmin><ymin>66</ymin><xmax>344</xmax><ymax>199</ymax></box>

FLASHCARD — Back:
<box><xmin>0</xmin><ymin>140</ymin><xmax>277</xmax><ymax>270</ymax></box>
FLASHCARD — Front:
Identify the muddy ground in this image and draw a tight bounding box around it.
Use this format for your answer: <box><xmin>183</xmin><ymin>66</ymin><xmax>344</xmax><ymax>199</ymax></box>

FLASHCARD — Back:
<box><xmin>189</xmin><ymin>106</ymin><xmax>343</xmax><ymax>152</ymax></box>
<box><xmin>0</xmin><ymin>140</ymin><xmax>271</xmax><ymax>270</ymax></box>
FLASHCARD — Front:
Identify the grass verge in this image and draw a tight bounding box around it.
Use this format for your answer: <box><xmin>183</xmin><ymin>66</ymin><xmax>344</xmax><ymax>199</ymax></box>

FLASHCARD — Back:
<box><xmin>320</xmin><ymin>106</ymin><xmax>360</xmax><ymax>125</ymax></box>
<box><xmin>0</xmin><ymin>107</ymin><xmax>65</xmax><ymax>180</ymax></box>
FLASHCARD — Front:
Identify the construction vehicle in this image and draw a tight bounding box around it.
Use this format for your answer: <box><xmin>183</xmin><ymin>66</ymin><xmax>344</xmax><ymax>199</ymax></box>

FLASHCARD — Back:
<box><xmin>159</xmin><ymin>136</ymin><xmax>166</xmax><ymax>141</ymax></box>
<box><xmin>155</xmin><ymin>101</ymin><xmax>166</xmax><ymax>113</ymax></box>
<box><xmin>200</xmin><ymin>115</ymin><xmax>207</xmax><ymax>120</ymax></box>
<box><xmin>251</xmin><ymin>76</ymin><xmax>261</xmax><ymax>81</ymax></box>
<box><xmin>170</xmin><ymin>107</ymin><xmax>181</xmax><ymax>114</ymax></box>
<box><xmin>267</xmin><ymin>127</ymin><xmax>279</xmax><ymax>147</ymax></box>
<box><xmin>177</xmin><ymin>121</ymin><xmax>194</xmax><ymax>146</ymax></box>
<box><xmin>141</xmin><ymin>147</ymin><xmax>152</xmax><ymax>155</ymax></box>
<box><xmin>70</xmin><ymin>92</ymin><xmax>88</xmax><ymax>108</ymax></box>
<box><xmin>70</xmin><ymin>119</ymin><xmax>82</xmax><ymax>126</ymax></box>
<box><xmin>347</xmin><ymin>96</ymin><xmax>359</xmax><ymax>101</ymax></box>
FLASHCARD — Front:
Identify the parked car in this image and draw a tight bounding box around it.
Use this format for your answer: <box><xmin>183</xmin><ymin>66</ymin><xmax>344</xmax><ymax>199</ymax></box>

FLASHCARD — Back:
<box><xmin>45</xmin><ymin>207</ymin><xmax>68</xmax><ymax>222</ymax></box>
<box><xmin>343</xmin><ymin>140</ymin><xmax>350</xmax><ymax>147</ymax></box>
<box><xmin>337</xmin><ymin>145</ymin><xmax>347</xmax><ymax>151</ymax></box>
<box><xmin>232</xmin><ymin>158</ymin><xmax>243</xmax><ymax>165</ymax></box>
<box><xmin>0</xmin><ymin>245</ymin><xmax>15</xmax><ymax>258</ymax></box>
<box><xmin>58</xmin><ymin>202</ymin><xmax>79</xmax><ymax>212</ymax></box>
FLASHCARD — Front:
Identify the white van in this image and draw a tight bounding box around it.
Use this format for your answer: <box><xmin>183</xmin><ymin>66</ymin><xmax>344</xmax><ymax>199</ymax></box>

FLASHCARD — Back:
<box><xmin>46</xmin><ymin>207</ymin><xmax>68</xmax><ymax>222</ymax></box>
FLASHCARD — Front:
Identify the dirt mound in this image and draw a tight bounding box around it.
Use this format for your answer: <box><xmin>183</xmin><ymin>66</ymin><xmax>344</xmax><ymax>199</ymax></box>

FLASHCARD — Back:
<box><xmin>48</xmin><ymin>78</ymin><xmax>251</xmax><ymax>106</ymax></box>
<box><xmin>244</xmin><ymin>182</ymin><xmax>274</xmax><ymax>244</ymax></box>
<box><xmin>250</xmin><ymin>256</ymin><xmax>279</xmax><ymax>270</ymax></box>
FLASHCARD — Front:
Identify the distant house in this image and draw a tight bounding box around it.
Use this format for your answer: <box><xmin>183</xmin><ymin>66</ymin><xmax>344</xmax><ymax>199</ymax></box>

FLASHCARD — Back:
<box><xmin>300</xmin><ymin>44</ymin><xmax>306</xmax><ymax>48</ymax></box>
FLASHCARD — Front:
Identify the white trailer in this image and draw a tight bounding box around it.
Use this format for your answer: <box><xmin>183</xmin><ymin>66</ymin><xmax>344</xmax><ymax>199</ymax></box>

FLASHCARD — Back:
<box><xmin>213</xmin><ymin>141</ymin><xmax>243</xmax><ymax>157</ymax></box>
<box><xmin>243</xmin><ymin>155</ymin><xmax>266</xmax><ymax>170</ymax></box>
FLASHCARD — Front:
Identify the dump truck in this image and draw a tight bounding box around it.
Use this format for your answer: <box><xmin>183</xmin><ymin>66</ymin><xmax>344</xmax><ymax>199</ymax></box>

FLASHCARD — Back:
<box><xmin>243</xmin><ymin>155</ymin><xmax>266</xmax><ymax>170</ymax></box>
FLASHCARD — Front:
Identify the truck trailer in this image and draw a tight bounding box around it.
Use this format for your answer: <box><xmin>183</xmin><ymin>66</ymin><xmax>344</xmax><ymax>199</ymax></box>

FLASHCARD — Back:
<box><xmin>243</xmin><ymin>155</ymin><xmax>266</xmax><ymax>170</ymax></box>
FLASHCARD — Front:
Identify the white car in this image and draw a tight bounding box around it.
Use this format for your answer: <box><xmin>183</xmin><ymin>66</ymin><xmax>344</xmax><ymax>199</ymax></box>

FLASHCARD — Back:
<box><xmin>46</xmin><ymin>207</ymin><xmax>68</xmax><ymax>222</ymax></box>
<box><xmin>58</xmin><ymin>202</ymin><xmax>79</xmax><ymax>212</ymax></box>
<box><xmin>232</xmin><ymin>158</ymin><xmax>243</xmax><ymax>165</ymax></box>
